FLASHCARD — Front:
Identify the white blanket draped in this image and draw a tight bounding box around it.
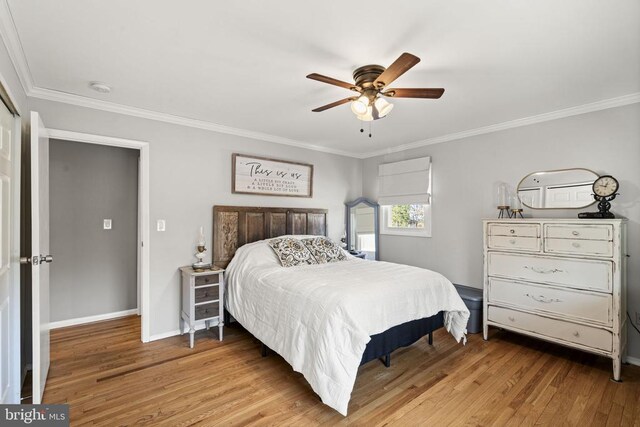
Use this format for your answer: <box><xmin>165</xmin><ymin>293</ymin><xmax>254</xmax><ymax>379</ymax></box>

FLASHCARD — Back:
<box><xmin>225</xmin><ymin>239</ymin><xmax>470</xmax><ymax>415</ymax></box>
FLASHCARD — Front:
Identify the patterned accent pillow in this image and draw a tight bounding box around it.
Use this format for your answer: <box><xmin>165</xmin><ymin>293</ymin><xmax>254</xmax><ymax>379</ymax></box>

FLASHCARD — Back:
<box><xmin>268</xmin><ymin>237</ymin><xmax>318</xmax><ymax>267</ymax></box>
<box><xmin>301</xmin><ymin>237</ymin><xmax>347</xmax><ymax>264</ymax></box>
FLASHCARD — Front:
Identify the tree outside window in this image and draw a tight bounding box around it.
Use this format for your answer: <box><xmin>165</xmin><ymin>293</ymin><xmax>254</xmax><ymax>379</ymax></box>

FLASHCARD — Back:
<box><xmin>390</xmin><ymin>204</ymin><xmax>425</xmax><ymax>228</ymax></box>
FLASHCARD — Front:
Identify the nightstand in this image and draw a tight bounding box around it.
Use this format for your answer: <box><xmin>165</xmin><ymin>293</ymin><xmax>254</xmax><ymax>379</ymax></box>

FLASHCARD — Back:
<box><xmin>179</xmin><ymin>266</ymin><xmax>225</xmax><ymax>348</ymax></box>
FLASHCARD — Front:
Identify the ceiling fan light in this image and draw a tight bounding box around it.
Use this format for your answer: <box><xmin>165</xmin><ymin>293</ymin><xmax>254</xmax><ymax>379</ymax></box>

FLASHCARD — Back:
<box><xmin>357</xmin><ymin>106</ymin><xmax>374</xmax><ymax>122</ymax></box>
<box><xmin>374</xmin><ymin>97</ymin><xmax>394</xmax><ymax>117</ymax></box>
<box><xmin>350</xmin><ymin>95</ymin><xmax>369</xmax><ymax>115</ymax></box>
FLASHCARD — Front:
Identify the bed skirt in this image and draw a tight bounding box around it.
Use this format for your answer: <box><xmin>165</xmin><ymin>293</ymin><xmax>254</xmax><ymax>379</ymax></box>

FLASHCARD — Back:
<box><xmin>360</xmin><ymin>312</ymin><xmax>445</xmax><ymax>366</ymax></box>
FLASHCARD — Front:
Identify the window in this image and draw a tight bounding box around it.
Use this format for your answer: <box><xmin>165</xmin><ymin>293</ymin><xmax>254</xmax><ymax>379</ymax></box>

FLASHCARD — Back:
<box><xmin>378</xmin><ymin>156</ymin><xmax>432</xmax><ymax>237</ymax></box>
<box><xmin>381</xmin><ymin>203</ymin><xmax>432</xmax><ymax>237</ymax></box>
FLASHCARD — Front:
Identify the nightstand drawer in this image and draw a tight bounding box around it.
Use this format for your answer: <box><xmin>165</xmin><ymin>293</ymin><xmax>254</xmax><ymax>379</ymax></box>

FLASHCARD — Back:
<box><xmin>195</xmin><ymin>302</ymin><xmax>220</xmax><ymax>320</ymax></box>
<box><xmin>195</xmin><ymin>286</ymin><xmax>219</xmax><ymax>303</ymax></box>
<box><xmin>488</xmin><ymin>223</ymin><xmax>540</xmax><ymax>238</ymax></box>
<box><xmin>195</xmin><ymin>274</ymin><xmax>219</xmax><ymax>287</ymax></box>
<box><xmin>545</xmin><ymin>238</ymin><xmax>613</xmax><ymax>257</ymax></box>
<box><xmin>488</xmin><ymin>235</ymin><xmax>540</xmax><ymax>252</ymax></box>
<box><xmin>544</xmin><ymin>224</ymin><xmax>613</xmax><ymax>241</ymax></box>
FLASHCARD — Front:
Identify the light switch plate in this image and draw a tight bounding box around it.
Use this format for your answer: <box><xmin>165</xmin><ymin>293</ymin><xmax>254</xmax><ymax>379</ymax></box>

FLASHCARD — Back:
<box><xmin>157</xmin><ymin>219</ymin><xmax>166</xmax><ymax>232</ymax></box>
<box><xmin>103</xmin><ymin>219</ymin><xmax>112</xmax><ymax>230</ymax></box>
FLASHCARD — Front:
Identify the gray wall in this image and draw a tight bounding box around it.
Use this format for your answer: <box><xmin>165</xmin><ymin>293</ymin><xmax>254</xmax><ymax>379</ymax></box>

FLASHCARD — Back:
<box><xmin>49</xmin><ymin>139</ymin><xmax>138</xmax><ymax>322</ymax></box>
<box><xmin>29</xmin><ymin>97</ymin><xmax>363</xmax><ymax>338</ymax></box>
<box><xmin>362</xmin><ymin>103</ymin><xmax>640</xmax><ymax>358</ymax></box>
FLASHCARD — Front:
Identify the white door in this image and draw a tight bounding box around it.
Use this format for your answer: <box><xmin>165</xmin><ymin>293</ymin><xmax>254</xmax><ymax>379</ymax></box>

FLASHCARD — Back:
<box><xmin>0</xmin><ymin>99</ymin><xmax>19</xmax><ymax>403</ymax></box>
<box><xmin>30</xmin><ymin>111</ymin><xmax>51</xmax><ymax>404</ymax></box>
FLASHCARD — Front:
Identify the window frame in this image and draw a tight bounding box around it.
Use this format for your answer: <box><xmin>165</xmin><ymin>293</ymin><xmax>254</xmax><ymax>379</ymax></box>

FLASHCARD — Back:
<box><xmin>380</xmin><ymin>203</ymin><xmax>432</xmax><ymax>237</ymax></box>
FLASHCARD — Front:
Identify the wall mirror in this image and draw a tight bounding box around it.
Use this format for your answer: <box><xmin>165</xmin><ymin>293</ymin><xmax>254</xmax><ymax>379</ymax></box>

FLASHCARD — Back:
<box><xmin>517</xmin><ymin>168</ymin><xmax>598</xmax><ymax>209</ymax></box>
<box><xmin>345</xmin><ymin>198</ymin><xmax>379</xmax><ymax>260</ymax></box>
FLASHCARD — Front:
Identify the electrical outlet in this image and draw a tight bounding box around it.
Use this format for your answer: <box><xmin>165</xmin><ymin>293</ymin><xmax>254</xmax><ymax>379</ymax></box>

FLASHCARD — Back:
<box><xmin>103</xmin><ymin>219</ymin><xmax>112</xmax><ymax>230</ymax></box>
<box><xmin>157</xmin><ymin>219</ymin><xmax>166</xmax><ymax>232</ymax></box>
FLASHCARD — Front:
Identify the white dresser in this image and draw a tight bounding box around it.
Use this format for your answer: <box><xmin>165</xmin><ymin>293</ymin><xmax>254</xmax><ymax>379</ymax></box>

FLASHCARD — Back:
<box><xmin>483</xmin><ymin>219</ymin><xmax>627</xmax><ymax>381</ymax></box>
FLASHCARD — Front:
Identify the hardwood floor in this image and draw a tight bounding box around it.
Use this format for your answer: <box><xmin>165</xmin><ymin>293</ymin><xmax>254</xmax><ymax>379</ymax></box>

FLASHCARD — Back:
<box><xmin>44</xmin><ymin>315</ymin><xmax>640</xmax><ymax>426</ymax></box>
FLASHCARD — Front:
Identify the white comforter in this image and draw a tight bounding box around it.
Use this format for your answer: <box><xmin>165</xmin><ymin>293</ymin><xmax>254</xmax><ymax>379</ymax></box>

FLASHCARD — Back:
<box><xmin>225</xmin><ymin>238</ymin><xmax>470</xmax><ymax>416</ymax></box>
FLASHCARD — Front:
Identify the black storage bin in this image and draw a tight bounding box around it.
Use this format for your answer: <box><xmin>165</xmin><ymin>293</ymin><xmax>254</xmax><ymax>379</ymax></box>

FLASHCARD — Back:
<box><xmin>453</xmin><ymin>284</ymin><xmax>483</xmax><ymax>334</ymax></box>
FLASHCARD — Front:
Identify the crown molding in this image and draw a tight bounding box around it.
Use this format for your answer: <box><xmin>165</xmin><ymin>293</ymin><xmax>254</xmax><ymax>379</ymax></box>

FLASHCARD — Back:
<box><xmin>29</xmin><ymin>86</ymin><xmax>359</xmax><ymax>157</ymax></box>
<box><xmin>0</xmin><ymin>0</ymin><xmax>34</xmax><ymax>93</ymax></box>
<box><xmin>1</xmin><ymin>0</ymin><xmax>639</xmax><ymax>160</ymax></box>
<box><xmin>360</xmin><ymin>92</ymin><xmax>640</xmax><ymax>158</ymax></box>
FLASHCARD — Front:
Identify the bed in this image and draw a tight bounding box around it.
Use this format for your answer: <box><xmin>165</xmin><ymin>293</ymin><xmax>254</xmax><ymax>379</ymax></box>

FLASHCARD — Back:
<box><xmin>213</xmin><ymin>205</ymin><xmax>469</xmax><ymax>415</ymax></box>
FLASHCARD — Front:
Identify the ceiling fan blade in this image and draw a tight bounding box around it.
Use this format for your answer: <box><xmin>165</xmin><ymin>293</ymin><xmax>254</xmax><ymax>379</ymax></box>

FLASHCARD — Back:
<box><xmin>306</xmin><ymin>73</ymin><xmax>358</xmax><ymax>91</ymax></box>
<box><xmin>311</xmin><ymin>97</ymin><xmax>355</xmax><ymax>112</ymax></box>
<box><xmin>383</xmin><ymin>88</ymin><xmax>445</xmax><ymax>99</ymax></box>
<box><xmin>373</xmin><ymin>53</ymin><xmax>420</xmax><ymax>88</ymax></box>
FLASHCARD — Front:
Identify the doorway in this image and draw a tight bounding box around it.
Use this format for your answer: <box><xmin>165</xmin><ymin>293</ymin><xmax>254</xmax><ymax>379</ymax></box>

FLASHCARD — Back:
<box><xmin>48</xmin><ymin>139</ymin><xmax>139</xmax><ymax>328</ymax></box>
<box><xmin>45</xmin><ymin>129</ymin><xmax>150</xmax><ymax>342</ymax></box>
<box><xmin>20</xmin><ymin>124</ymin><xmax>150</xmax><ymax>404</ymax></box>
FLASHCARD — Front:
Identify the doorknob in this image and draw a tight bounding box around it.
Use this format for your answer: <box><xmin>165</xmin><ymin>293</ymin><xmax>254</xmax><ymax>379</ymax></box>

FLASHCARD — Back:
<box><xmin>20</xmin><ymin>256</ymin><xmax>35</xmax><ymax>265</ymax></box>
<box><xmin>19</xmin><ymin>255</ymin><xmax>53</xmax><ymax>265</ymax></box>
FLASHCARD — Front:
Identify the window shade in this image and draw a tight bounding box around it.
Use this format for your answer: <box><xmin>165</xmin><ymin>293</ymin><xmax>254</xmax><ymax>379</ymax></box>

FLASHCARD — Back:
<box><xmin>378</xmin><ymin>156</ymin><xmax>431</xmax><ymax>205</ymax></box>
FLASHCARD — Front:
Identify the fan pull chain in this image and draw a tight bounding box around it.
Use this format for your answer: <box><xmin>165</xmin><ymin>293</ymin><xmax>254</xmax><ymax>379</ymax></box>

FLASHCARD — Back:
<box><xmin>369</xmin><ymin>121</ymin><xmax>372</xmax><ymax>138</ymax></box>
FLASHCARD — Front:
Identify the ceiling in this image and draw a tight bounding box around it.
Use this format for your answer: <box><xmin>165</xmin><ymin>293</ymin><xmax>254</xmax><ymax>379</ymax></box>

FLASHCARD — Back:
<box><xmin>2</xmin><ymin>0</ymin><xmax>639</xmax><ymax>157</ymax></box>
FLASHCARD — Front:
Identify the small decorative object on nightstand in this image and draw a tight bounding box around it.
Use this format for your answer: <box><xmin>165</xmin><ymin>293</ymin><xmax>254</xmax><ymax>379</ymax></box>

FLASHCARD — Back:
<box><xmin>192</xmin><ymin>226</ymin><xmax>211</xmax><ymax>271</ymax></box>
<box><xmin>180</xmin><ymin>266</ymin><xmax>224</xmax><ymax>348</ymax></box>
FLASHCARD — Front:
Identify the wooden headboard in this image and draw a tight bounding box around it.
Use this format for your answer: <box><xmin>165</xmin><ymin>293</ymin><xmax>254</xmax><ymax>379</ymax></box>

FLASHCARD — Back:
<box><xmin>212</xmin><ymin>205</ymin><xmax>328</xmax><ymax>267</ymax></box>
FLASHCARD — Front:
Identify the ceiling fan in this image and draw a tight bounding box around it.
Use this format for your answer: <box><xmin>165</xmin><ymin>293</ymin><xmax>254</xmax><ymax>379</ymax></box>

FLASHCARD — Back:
<box><xmin>306</xmin><ymin>52</ymin><xmax>444</xmax><ymax>122</ymax></box>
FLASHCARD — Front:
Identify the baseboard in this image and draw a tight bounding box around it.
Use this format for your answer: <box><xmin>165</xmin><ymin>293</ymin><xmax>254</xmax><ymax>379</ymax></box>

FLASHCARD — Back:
<box><xmin>625</xmin><ymin>356</ymin><xmax>640</xmax><ymax>367</ymax></box>
<box><xmin>49</xmin><ymin>309</ymin><xmax>139</xmax><ymax>329</ymax></box>
<box><xmin>149</xmin><ymin>322</ymin><xmax>210</xmax><ymax>342</ymax></box>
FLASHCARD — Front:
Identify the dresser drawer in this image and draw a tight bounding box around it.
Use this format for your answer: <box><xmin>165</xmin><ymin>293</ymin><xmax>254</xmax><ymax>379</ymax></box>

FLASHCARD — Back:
<box><xmin>195</xmin><ymin>286</ymin><xmax>219</xmax><ymax>304</ymax></box>
<box><xmin>488</xmin><ymin>306</ymin><xmax>612</xmax><ymax>352</ymax></box>
<box><xmin>195</xmin><ymin>274</ymin><xmax>220</xmax><ymax>287</ymax></box>
<box><xmin>544</xmin><ymin>224</ymin><xmax>613</xmax><ymax>241</ymax></box>
<box><xmin>488</xmin><ymin>278</ymin><xmax>612</xmax><ymax>325</ymax></box>
<box><xmin>195</xmin><ymin>302</ymin><xmax>220</xmax><ymax>320</ymax></box>
<box><xmin>488</xmin><ymin>223</ymin><xmax>540</xmax><ymax>238</ymax></box>
<box><xmin>488</xmin><ymin>235</ymin><xmax>540</xmax><ymax>252</ymax></box>
<box><xmin>545</xmin><ymin>238</ymin><xmax>613</xmax><ymax>257</ymax></box>
<box><xmin>487</xmin><ymin>252</ymin><xmax>612</xmax><ymax>293</ymax></box>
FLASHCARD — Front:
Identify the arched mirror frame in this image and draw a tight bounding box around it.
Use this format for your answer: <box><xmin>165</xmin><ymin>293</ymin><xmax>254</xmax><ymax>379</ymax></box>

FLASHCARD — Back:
<box><xmin>345</xmin><ymin>197</ymin><xmax>380</xmax><ymax>261</ymax></box>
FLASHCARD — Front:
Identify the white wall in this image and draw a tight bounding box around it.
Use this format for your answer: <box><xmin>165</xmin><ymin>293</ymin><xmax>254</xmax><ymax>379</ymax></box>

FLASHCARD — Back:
<box><xmin>28</xmin><ymin>97</ymin><xmax>363</xmax><ymax>339</ymax></box>
<box><xmin>362</xmin><ymin>103</ymin><xmax>640</xmax><ymax>358</ymax></box>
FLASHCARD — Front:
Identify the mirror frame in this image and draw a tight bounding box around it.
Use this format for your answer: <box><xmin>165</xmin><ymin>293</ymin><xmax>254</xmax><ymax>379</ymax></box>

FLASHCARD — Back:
<box><xmin>345</xmin><ymin>197</ymin><xmax>380</xmax><ymax>260</ymax></box>
<box><xmin>517</xmin><ymin>167</ymin><xmax>598</xmax><ymax>210</ymax></box>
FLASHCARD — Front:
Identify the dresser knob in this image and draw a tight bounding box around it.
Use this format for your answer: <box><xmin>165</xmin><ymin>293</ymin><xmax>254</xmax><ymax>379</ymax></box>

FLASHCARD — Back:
<box><xmin>509</xmin><ymin>239</ymin><xmax>516</xmax><ymax>244</ymax></box>
<box><xmin>572</xmin><ymin>231</ymin><xmax>580</xmax><ymax>236</ymax></box>
<box><xmin>510</xmin><ymin>229</ymin><xmax>515</xmax><ymax>234</ymax></box>
<box><xmin>572</xmin><ymin>242</ymin><xmax>581</xmax><ymax>248</ymax></box>
<box><xmin>573</xmin><ymin>331</ymin><xmax>580</xmax><ymax>337</ymax></box>
<box><xmin>508</xmin><ymin>316</ymin><xmax>515</xmax><ymax>322</ymax></box>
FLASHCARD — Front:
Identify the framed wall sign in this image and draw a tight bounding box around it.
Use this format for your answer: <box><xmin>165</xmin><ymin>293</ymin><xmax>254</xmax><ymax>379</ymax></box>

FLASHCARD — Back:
<box><xmin>232</xmin><ymin>153</ymin><xmax>314</xmax><ymax>197</ymax></box>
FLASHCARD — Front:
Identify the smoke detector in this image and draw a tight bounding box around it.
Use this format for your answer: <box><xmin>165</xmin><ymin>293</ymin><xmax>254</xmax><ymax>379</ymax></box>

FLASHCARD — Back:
<box><xmin>89</xmin><ymin>81</ymin><xmax>111</xmax><ymax>94</ymax></box>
